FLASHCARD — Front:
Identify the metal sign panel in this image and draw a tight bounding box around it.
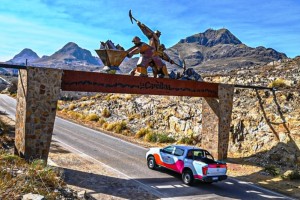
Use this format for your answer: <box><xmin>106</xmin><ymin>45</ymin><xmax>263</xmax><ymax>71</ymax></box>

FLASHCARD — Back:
<box><xmin>61</xmin><ymin>70</ymin><xmax>219</xmax><ymax>98</ymax></box>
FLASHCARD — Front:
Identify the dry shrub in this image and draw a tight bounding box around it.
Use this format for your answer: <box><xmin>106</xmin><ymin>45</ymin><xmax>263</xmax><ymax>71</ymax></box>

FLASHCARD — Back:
<box><xmin>102</xmin><ymin>122</ymin><xmax>109</xmax><ymax>129</ymax></box>
<box><xmin>124</xmin><ymin>94</ymin><xmax>133</xmax><ymax>101</ymax></box>
<box><xmin>104</xmin><ymin>121</ymin><xmax>127</xmax><ymax>133</ymax></box>
<box><xmin>68</xmin><ymin>103</ymin><xmax>76</xmax><ymax>110</ymax></box>
<box><xmin>268</xmin><ymin>78</ymin><xmax>287</xmax><ymax>88</ymax></box>
<box><xmin>127</xmin><ymin>113</ymin><xmax>140</xmax><ymax>121</ymax></box>
<box><xmin>136</xmin><ymin>128</ymin><xmax>152</xmax><ymax>138</ymax></box>
<box><xmin>0</xmin><ymin>153</ymin><xmax>65</xmax><ymax>199</ymax></box>
<box><xmin>80</xmin><ymin>96</ymin><xmax>88</xmax><ymax>101</ymax></box>
<box><xmin>144</xmin><ymin>132</ymin><xmax>157</xmax><ymax>142</ymax></box>
<box><xmin>105</xmin><ymin>94</ymin><xmax>113</xmax><ymax>101</ymax></box>
<box><xmin>80</xmin><ymin>102</ymin><xmax>88</xmax><ymax>108</ymax></box>
<box><xmin>86</xmin><ymin>113</ymin><xmax>99</xmax><ymax>122</ymax></box>
<box><xmin>56</xmin><ymin>105</ymin><xmax>62</xmax><ymax>111</ymax></box>
<box><xmin>67</xmin><ymin>111</ymin><xmax>84</xmax><ymax>120</ymax></box>
<box><xmin>102</xmin><ymin>108</ymin><xmax>111</xmax><ymax>118</ymax></box>
<box><xmin>98</xmin><ymin>118</ymin><xmax>106</xmax><ymax>126</ymax></box>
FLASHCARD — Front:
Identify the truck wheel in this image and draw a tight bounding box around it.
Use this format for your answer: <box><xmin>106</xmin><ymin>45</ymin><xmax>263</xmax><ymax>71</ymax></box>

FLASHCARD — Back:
<box><xmin>182</xmin><ymin>170</ymin><xmax>194</xmax><ymax>185</ymax></box>
<box><xmin>147</xmin><ymin>156</ymin><xmax>157</xmax><ymax>170</ymax></box>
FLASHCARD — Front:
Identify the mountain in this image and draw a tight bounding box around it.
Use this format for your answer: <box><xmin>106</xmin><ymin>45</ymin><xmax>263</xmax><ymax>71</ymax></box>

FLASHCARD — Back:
<box><xmin>162</xmin><ymin>28</ymin><xmax>287</xmax><ymax>73</ymax></box>
<box><xmin>179</xmin><ymin>28</ymin><xmax>242</xmax><ymax>47</ymax></box>
<box><xmin>6</xmin><ymin>29</ymin><xmax>289</xmax><ymax>73</ymax></box>
<box><xmin>32</xmin><ymin>42</ymin><xmax>103</xmax><ymax>71</ymax></box>
<box><xmin>7</xmin><ymin>48</ymin><xmax>40</xmax><ymax>65</ymax></box>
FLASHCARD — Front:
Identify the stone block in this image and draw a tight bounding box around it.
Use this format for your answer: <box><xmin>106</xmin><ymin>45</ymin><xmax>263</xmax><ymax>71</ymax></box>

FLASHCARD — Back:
<box><xmin>15</xmin><ymin>67</ymin><xmax>62</xmax><ymax>162</ymax></box>
<box><xmin>202</xmin><ymin>84</ymin><xmax>234</xmax><ymax>160</ymax></box>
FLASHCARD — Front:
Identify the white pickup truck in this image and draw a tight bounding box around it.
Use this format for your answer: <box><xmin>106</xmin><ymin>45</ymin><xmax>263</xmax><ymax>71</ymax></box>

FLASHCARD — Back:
<box><xmin>146</xmin><ymin>145</ymin><xmax>227</xmax><ymax>185</ymax></box>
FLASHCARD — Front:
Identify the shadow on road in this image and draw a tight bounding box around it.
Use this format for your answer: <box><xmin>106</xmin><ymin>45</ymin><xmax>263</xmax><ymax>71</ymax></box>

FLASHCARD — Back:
<box><xmin>61</xmin><ymin>165</ymin><xmax>290</xmax><ymax>200</ymax></box>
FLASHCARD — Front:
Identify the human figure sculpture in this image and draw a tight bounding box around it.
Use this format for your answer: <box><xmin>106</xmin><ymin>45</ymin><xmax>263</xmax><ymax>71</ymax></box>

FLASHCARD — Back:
<box><xmin>127</xmin><ymin>36</ymin><xmax>169</xmax><ymax>78</ymax></box>
<box><xmin>135</xmin><ymin>21</ymin><xmax>175</xmax><ymax>78</ymax></box>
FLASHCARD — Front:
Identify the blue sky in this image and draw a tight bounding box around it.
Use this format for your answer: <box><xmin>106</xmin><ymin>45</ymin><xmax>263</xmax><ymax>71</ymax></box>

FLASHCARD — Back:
<box><xmin>1</xmin><ymin>0</ymin><xmax>300</xmax><ymax>61</ymax></box>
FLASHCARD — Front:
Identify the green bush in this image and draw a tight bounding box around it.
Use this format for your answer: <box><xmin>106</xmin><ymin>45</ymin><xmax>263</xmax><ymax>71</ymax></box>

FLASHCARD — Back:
<box><xmin>288</xmin><ymin>169</ymin><xmax>300</xmax><ymax>180</ymax></box>
<box><xmin>179</xmin><ymin>136</ymin><xmax>194</xmax><ymax>145</ymax></box>
<box><xmin>264</xmin><ymin>165</ymin><xmax>280</xmax><ymax>176</ymax></box>
<box><xmin>144</xmin><ymin>132</ymin><xmax>157</xmax><ymax>142</ymax></box>
<box><xmin>157</xmin><ymin>133</ymin><xmax>176</xmax><ymax>143</ymax></box>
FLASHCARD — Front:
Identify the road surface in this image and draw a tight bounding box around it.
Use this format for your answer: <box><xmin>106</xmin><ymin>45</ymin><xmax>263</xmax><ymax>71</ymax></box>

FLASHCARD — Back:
<box><xmin>0</xmin><ymin>94</ymin><xmax>294</xmax><ymax>200</ymax></box>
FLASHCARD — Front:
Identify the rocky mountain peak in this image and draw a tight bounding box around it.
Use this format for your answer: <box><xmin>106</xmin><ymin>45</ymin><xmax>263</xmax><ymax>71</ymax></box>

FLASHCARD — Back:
<box><xmin>179</xmin><ymin>28</ymin><xmax>242</xmax><ymax>47</ymax></box>
<box><xmin>48</xmin><ymin>42</ymin><xmax>100</xmax><ymax>65</ymax></box>
<box><xmin>58</xmin><ymin>42</ymin><xmax>80</xmax><ymax>53</ymax></box>
<box><xmin>7</xmin><ymin>48</ymin><xmax>40</xmax><ymax>64</ymax></box>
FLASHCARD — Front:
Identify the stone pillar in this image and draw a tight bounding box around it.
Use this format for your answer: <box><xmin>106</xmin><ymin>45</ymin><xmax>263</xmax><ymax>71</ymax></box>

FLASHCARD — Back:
<box><xmin>201</xmin><ymin>84</ymin><xmax>234</xmax><ymax>160</ymax></box>
<box><xmin>15</xmin><ymin>67</ymin><xmax>62</xmax><ymax>162</ymax></box>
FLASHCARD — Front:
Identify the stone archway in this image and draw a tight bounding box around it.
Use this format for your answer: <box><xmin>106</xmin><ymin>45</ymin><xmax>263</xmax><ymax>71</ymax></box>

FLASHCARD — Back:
<box><xmin>14</xmin><ymin>66</ymin><xmax>234</xmax><ymax>162</ymax></box>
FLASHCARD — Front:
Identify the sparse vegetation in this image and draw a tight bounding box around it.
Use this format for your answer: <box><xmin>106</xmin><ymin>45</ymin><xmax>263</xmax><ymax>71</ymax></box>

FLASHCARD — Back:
<box><xmin>104</xmin><ymin>94</ymin><xmax>113</xmax><ymax>101</ymax></box>
<box><xmin>264</xmin><ymin>165</ymin><xmax>280</xmax><ymax>176</ymax></box>
<box><xmin>288</xmin><ymin>169</ymin><xmax>300</xmax><ymax>180</ymax></box>
<box><xmin>144</xmin><ymin>131</ymin><xmax>157</xmax><ymax>142</ymax></box>
<box><xmin>101</xmin><ymin>108</ymin><xmax>111</xmax><ymax>118</ymax></box>
<box><xmin>67</xmin><ymin>110</ymin><xmax>84</xmax><ymax>120</ymax></box>
<box><xmin>80</xmin><ymin>96</ymin><xmax>88</xmax><ymax>101</ymax></box>
<box><xmin>142</xmin><ymin>130</ymin><xmax>175</xmax><ymax>143</ymax></box>
<box><xmin>156</xmin><ymin>133</ymin><xmax>175</xmax><ymax>143</ymax></box>
<box><xmin>135</xmin><ymin>128</ymin><xmax>152</xmax><ymax>138</ymax></box>
<box><xmin>179</xmin><ymin>135</ymin><xmax>194</xmax><ymax>145</ymax></box>
<box><xmin>56</xmin><ymin>105</ymin><xmax>62</xmax><ymax>111</ymax></box>
<box><xmin>98</xmin><ymin>118</ymin><xmax>106</xmax><ymax>126</ymax></box>
<box><xmin>0</xmin><ymin>151</ymin><xmax>66</xmax><ymax>199</ymax></box>
<box><xmin>268</xmin><ymin>78</ymin><xmax>287</xmax><ymax>88</ymax></box>
<box><xmin>68</xmin><ymin>103</ymin><xmax>76</xmax><ymax>110</ymax></box>
<box><xmin>86</xmin><ymin>113</ymin><xmax>99</xmax><ymax>122</ymax></box>
<box><xmin>104</xmin><ymin>121</ymin><xmax>127</xmax><ymax>134</ymax></box>
<box><xmin>127</xmin><ymin>113</ymin><xmax>140</xmax><ymax>121</ymax></box>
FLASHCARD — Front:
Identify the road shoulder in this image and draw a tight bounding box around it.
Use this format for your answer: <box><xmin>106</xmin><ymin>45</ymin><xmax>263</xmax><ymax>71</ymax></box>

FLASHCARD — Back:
<box><xmin>48</xmin><ymin>140</ymin><xmax>159</xmax><ymax>200</ymax></box>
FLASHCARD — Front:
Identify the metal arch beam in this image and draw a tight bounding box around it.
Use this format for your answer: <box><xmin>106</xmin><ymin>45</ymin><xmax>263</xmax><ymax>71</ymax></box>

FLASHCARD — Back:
<box><xmin>0</xmin><ymin>63</ymin><xmax>27</xmax><ymax>69</ymax></box>
<box><xmin>61</xmin><ymin>70</ymin><xmax>219</xmax><ymax>98</ymax></box>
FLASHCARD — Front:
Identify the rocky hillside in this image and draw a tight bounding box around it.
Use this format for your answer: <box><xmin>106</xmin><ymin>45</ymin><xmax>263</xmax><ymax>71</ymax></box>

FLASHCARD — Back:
<box><xmin>58</xmin><ymin>57</ymin><xmax>300</xmax><ymax>169</ymax></box>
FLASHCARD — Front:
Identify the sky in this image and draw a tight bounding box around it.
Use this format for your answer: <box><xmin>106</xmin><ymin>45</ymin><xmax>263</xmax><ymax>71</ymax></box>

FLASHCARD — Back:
<box><xmin>1</xmin><ymin>0</ymin><xmax>300</xmax><ymax>62</ymax></box>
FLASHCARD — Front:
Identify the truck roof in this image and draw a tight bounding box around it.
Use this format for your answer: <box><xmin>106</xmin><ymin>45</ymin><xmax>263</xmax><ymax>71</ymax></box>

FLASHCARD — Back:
<box><xmin>171</xmin><ymin>145</ymin><xmax>204</xmax><ymax>151</ymax></box>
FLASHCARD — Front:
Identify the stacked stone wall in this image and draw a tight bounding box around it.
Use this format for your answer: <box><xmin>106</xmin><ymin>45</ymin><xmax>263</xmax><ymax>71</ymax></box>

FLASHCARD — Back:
<box><xmin>15</xmin><ymin>67</ymin><xmax>62</xmax><ymax>161</ymax></box>
<box><xmin>202</xmin><ymin>84</ymin><xmax>234</xmax><ymax>160</ymax></box>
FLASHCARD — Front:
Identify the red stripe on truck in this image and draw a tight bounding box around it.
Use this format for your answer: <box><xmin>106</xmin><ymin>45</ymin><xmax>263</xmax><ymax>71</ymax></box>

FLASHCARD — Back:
<box><xmin>208</xmin><ymin>164</ymin><xmax>227</xmax><ymax>168</ymax></box>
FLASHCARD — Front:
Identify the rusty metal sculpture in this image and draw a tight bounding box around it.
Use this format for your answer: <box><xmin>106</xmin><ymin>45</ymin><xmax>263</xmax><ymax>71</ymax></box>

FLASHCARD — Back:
<box><xmin>129</xmin><ymin>10</ymin><xmax>174</xmax><ymax>78</ymax></box>
<box><xmin>95</xmin><ymin>40</ymin><xmax>127</xmax><ymax>74</ymax></box>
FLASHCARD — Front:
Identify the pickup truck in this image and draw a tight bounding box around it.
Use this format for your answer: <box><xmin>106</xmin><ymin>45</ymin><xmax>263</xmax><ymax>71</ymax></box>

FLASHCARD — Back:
<box><xmin>146</xmin><ymin>145</ymin><xmax>227</xmax><ymax>185</ymax></box>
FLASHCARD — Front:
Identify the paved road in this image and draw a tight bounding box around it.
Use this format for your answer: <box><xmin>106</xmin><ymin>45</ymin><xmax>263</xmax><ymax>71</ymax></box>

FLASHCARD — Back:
<box><xmin>0</xmin><ymin>94</ymin><xmax>294</xmax><ymax>200</ymax></box>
